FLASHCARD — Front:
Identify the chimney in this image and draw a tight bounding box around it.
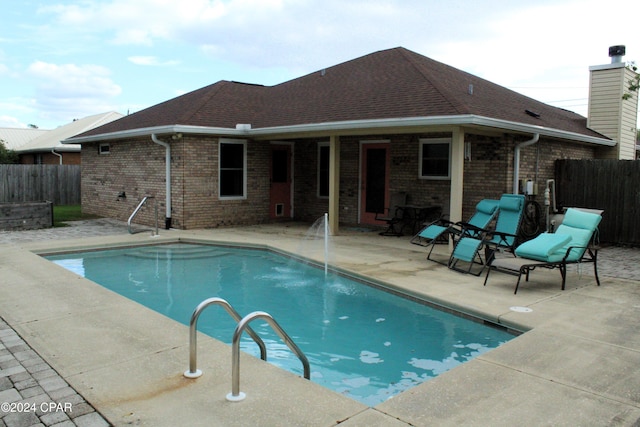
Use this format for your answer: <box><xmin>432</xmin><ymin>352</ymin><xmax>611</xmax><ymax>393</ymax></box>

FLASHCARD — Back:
<box><xmin>588</xmin><ymin>45</ymin><xmax>639</xmax><ymax>160</ymax></box>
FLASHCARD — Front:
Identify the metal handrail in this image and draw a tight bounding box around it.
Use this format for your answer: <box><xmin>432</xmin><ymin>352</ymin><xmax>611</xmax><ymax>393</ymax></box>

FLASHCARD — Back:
<box><xmin>227</xmin><ymin>311</ymin><xmax>310</xmax><ymax>402</ymax></box>
<box><xmin>183</xmin><ymin>298</ymin><xmax>267</xmax><ymax>378</ymax></box>
<box><xmin>128</xmin><ymin>196</ymin><xmax>158</xmax><ymax>235</ymax></box>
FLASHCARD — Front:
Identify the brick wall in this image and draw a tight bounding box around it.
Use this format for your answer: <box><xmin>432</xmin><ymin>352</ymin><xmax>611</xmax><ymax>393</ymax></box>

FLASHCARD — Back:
<box><xmin>462</xmin><ymin>134</ymin><xmax>596</xmax><ymax>218</ymax></box>
<box><xmin>81</xmin><ymin>131</ymin><xmax>597</xmax><ymax>230</ymax></box>
<box><xmin>293</xmin><ymin>139</ymin><xmax>326</xmax><ymax>222</ymax></box>
<box><xmin>20</xmin><ymin>152</ymin><xmax>81</xmax><ymax>165</ymax></box>
<box><xmin>295</xmin><ymin>133</ymin><xmax>598</xmax><ymax>224</ymax></box>
<box><xmin>295</xmin><ymin>133</ymin><xmax>454</xmax><ymax>226</ymax></box>
<box><xmin>463</xmin><ymin>134</ymin><xmax>513</xmax><ymax>216</ymax></box>
<box><xmin>82</xmin><ymin>136</ymin><xmax>272</xmax><ymax>229</ymax></box>
<box><xmin>82</xmin><ymin>137</ymin><xmax>169</xmax><ymax>226</ymax></box>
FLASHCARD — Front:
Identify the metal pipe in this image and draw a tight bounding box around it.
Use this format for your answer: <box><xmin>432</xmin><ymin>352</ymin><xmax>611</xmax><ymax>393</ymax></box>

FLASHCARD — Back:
<box><xmin>183</xmin><ymin>298</ymin><xmax>266</xmax><ymax>379</ymax></box>
<box><xmin>512</xmin><ymin>133</ymin><xmax>539</xmax><ymax>194</ymax></box>
<box><xmin>227</xmin><ymin>311</ymin><xmax>310</xmax><ymax>401</ymax></box>
<box><xmin>51</xmin><ymin>149</ymin><xmax>63</xmax><ymax>165</ymax></box>
<box><xmin>151</xmin><ymin>134</ymin><xmax>172</xmax><ymax>229</ymax></box>
<box><xmin>128</xmin><ymin>196</ymin><xmax>149</xmax><ymax>234</ymax></box>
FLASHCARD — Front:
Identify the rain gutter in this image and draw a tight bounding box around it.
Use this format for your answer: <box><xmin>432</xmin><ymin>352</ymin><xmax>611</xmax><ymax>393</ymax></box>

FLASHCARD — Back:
<box><xmin>51</xmin><ymin>148</ymin><xmax>63</xmax><ymax>165</ymax></box>
<box><xmin>151</xmin><ymin>134</ymin><xmax>172</xmax><ymax>229</ymax></box>
<box><xmin>512</xmin><ymin>133</ymin><xmax>540</xmax><ymax>194</ymax></box>
<box><xmin>63</xmin><ymin>116</ymin><xmax>615</xmax><ymax>147</ymax></box>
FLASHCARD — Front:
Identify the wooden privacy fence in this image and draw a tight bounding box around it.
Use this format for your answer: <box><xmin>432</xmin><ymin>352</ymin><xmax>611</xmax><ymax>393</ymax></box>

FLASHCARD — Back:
<box><xmin>0</xmin><ymin>164</ymin><xmax>81</xmax><ymax>205</ymax></box>
<box><xmin>555</xmin><ymin>159</ymin><xmax>640</xmax><ymax>245</ymax></box>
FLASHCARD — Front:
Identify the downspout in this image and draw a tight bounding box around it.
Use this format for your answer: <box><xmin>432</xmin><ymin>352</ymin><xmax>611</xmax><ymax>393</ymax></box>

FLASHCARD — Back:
<box><xmin>512</xmin><ymin>133</ymin><xmax>539</xmax><ymax>194</ymax></box>
<box><xmin>152</xmin><ymin>134</ymin><xmax>172</xmax><ymax>229</ymax></box>
<box><xmin>51</xmin><ymin>148</ymin><xmax>63</xmax><ymax>165</ymax></box>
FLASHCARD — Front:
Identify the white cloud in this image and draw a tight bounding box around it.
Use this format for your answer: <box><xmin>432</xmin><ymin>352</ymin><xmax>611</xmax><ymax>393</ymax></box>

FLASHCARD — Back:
<box><xmin>0</xmin><ymin>115</ymin><xmax>26</xmax><ymax>128</ymax></box>
<box><xmin>41</xmin><ymin>0</ymin><xmax>624</xmax><ymax>82</ymax></box>
<box><xmin>40</xmin><ymin>0</ymin><xmax>227</xmax><ymax>46</ymax></box>
<box><xmin>15</xmin><ymin>0</ymin><xmax>640</xmax><ymax>125</ymax></box>
<box><xmin>25</xmin><ymin>61</ymin><xmax>121</xmax><ymax>121</ymax></box>
<box><xmin>128</xmin><ymin>56</ymin><xmax>180</xmax><ymax>66</ymax></box>
<box><xmin>0</xmin><ymin>98</ymin><xmax>38</xmax><ymax>128</ymax></box>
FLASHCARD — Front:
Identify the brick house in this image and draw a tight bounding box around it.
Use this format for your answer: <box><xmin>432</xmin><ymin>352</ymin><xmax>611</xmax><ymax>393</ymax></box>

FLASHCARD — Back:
<box><xmin>17</xmin><ymin>112</ymin><xmax>123</xmax><ymax>165</ymax></box>
<box><xmin>66</xmin><ymin>47</ymin><xmax>638</xmax><ymax>232</ymax></box>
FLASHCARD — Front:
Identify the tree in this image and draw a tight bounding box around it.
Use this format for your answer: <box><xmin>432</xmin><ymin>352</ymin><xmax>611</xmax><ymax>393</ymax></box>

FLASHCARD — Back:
<box><xmin>622</xmin><ymin>62</ymin><xmax>639</xmax><ymax>100</ymax></box>
<box><xmin>0</xmin><ymin>139</ymin><xmax>19</xmax><ymax>164</ymax></box>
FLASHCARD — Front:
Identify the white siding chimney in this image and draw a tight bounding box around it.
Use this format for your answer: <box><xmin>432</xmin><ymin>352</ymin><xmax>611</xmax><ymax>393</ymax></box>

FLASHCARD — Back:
<box><xmin>587</xmin><ymin>45</ymin><xmax>639</xmax><ymax>160</ymax></box>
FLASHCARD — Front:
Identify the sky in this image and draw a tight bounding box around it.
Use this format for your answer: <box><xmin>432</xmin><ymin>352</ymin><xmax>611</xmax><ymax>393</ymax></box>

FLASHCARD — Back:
<box><xmin>1</xmin><ymin>0</ymin><xmax>638</xmax><ymax>130</ymax></box>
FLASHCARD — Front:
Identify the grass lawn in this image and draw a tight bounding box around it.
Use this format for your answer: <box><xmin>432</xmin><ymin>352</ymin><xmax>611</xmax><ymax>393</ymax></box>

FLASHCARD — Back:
<box><xmin>53</xmin><ymin>205</ymin><xmax>100</xmax><ymax>227</ymax></box>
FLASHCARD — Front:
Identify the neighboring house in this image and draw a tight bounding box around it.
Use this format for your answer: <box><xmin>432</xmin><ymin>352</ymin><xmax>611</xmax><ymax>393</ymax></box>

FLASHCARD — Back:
<box><xmin>0</xmin><ymin>127</ymin><xmax>48</xmax><ymax>152</ymax></box>
<box><xmin>17</xmin><ymin>112</ymin><xmax>124</xmax><ymax>165</ymax></box>
<box><xmin>66</xmin><ymin>47</ymin><xmax>639</xmax><ymax>232</ymax></box>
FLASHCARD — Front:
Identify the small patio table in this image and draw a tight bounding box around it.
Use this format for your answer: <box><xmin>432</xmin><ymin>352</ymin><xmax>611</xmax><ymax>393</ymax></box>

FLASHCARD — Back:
<box><xmin>399</xmin><ymin>205</ymin><xmax>442</xmax><ymax>235</ymax></box>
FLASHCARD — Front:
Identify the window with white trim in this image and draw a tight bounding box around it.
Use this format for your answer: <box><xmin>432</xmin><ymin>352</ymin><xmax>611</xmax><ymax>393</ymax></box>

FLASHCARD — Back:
<box><xmin>317</xmin><ymin>142</ymin><xmax>330</xmax><ymax>198</ymax></box>
<box><xmin>219</xmin><ymin>139</ymin><xmax>247</xmax><ymax>199</ymax></box>
<box><xmin>419</xmin><ymin>137</ymin><xmax>451</xmax><ymax>179</ymax></box>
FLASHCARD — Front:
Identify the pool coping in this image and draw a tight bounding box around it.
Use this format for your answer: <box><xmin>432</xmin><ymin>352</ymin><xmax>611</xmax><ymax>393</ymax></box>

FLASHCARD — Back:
<box><xmin>2</xmin><ymin>227</ymin><xmax>640</xmax><ymax>426</ymax></box>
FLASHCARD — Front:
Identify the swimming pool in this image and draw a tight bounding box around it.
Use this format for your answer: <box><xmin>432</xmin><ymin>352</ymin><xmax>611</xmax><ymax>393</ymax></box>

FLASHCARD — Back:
<box><xmin>46</xmin><ymin>243</ymin><xmax>514</xmax><ymax>406</ymax></box>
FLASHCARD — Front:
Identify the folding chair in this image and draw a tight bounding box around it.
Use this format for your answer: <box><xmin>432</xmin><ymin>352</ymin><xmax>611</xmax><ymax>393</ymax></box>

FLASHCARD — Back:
<box><xmin>410</xmin><ymin>199</ymin><xmax>499</xmax><ymax>265</ymax></box>
<box><xmin>376</xmin><ymin>192</ymin><xmax>408</xmax><ymax>236</ymax></box>
<box><xmin>449</xmin><ymin>194</ymin><xmax>525</xmax><ymax>275</ymax></box>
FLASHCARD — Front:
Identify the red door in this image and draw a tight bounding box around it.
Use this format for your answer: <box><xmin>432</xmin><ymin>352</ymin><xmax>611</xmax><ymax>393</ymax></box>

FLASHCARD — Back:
<box><xmin>270</xmin><ymin>145</ymin><xmax>292</xmax><ymax>219</ymax></box>
<box><xmin>360</xmin><ymin>143</ymin><xmax>390</xmax><ymax>225</ymax></box>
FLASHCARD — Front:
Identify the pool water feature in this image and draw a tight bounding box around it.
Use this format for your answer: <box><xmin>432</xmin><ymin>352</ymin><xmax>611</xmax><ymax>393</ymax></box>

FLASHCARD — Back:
<box><xmin>46</xmin><ymin>243</ymin><xmax>514</xmax><ymax>406</ymax></box>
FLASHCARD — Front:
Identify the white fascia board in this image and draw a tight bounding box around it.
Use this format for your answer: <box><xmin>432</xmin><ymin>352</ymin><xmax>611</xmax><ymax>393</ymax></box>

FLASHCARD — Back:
<box><xmin>467</xmin><ymin>116</ymin><xmax>615</xmax><ymax>146</ymax></box>
<box><xmin>251</xmin><ymin>115</ymin><xmax>615</xmax><ymax>146</ymax></box>
<box><xmin>63</xmin><ymin>115</ymin><xmax>615</xmax><ymax>147</ymax></box>
<box><xmin>63</xmin><ymin>125</ymin><xmax>244</xmax><ymax>144</ymax></box>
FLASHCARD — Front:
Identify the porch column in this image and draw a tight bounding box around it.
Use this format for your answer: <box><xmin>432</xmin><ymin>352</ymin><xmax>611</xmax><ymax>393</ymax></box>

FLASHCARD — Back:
<box><xmin>328</xmin><ymin>135</ymin><xmax>340</xmax><ymax>235</ymax></box>
<box><xmin>449</xmin><ymin>127</ymin><xmax>465</xmax><ymax>230</ymax></box>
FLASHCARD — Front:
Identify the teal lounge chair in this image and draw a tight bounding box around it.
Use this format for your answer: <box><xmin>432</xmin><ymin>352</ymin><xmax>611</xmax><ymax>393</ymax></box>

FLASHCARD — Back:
<box><xmin>449</xmin><ymin>194</ymin><xmax>525</xmax><ymax>275</ymax></box>
<box><xmin>410</xmin><ymin>199</ymin><xmax>500</xmax><ymax>265</ymax></box>
<box><xmin>484</xmin><ymin>208</ymin><xmax>602</xmax><ymax>294</ymax></box>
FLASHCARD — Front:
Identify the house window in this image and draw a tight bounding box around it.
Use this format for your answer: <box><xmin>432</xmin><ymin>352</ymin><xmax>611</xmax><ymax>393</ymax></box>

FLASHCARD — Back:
<box><xmin>99</xmin><ymin>143</ymin><xmax>110</xmax><ymax>154</ymax></box>
<box><xmin>317</xmin><ymin>142</ymin><xmax>330</xmax><ymax>198</ymax></box>
<box><xmin>219</xmin><ymin>139</ymin><xmax>247</xmax><ymax>199</ymax></box>
<box><xmin>419</xmin><ymin>138</ymin><xmax>451</xmax><ymax>179</ymax></box>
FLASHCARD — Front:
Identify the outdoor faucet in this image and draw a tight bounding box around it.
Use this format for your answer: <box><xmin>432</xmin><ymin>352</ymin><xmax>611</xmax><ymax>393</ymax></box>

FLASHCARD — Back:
<box><xmin>117</xmin><ymin>191</ymin><xmax>126</xmax><ymax>200</ymax></box>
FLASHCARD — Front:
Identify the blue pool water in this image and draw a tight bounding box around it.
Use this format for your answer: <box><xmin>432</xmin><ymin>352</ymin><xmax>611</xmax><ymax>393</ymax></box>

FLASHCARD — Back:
<box><xmin>46</xmin><ymin>243</ymin><xmax>513</xmax><ymax>406</ymax></box>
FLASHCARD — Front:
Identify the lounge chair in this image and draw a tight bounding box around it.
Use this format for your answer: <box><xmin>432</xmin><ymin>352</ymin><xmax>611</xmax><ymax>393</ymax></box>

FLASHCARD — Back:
<box><xmin>376</xmin><ymin>192</ymin><xmax>408</xmax><ymax>236</ymax></box>
<box><xmin>410</xmin><ymin>199</ymin><xmax>499</xmax><ymax>264</ymax></box>
<box><xmin>449</xmin><ymin>194</ymin><xmax>525</xmax><ymax>275</ymax></box>
<box><xmin>484</xmin><ymin>208</ymin><xmax>602</xmax><ymax>293</ymax></box>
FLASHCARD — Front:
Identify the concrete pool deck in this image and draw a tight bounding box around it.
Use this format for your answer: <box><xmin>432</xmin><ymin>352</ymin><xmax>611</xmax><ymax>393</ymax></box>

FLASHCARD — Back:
<box><xmin>1</xmin><ymin>220</ymin><xmax>640</xmax><ymax>426</ymax></box>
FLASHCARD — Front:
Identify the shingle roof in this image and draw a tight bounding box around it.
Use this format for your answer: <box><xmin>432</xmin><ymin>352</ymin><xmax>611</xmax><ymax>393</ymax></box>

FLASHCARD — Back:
<box><xmin>75</xmin><ymin>47</ymin><xmax>606</xmax><ymax>140</ymax></box>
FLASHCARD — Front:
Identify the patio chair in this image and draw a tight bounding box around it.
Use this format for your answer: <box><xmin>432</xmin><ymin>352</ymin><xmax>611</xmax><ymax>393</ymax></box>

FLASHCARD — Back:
<box><xmin>376</xmin><ymin>192</ymin><xmax>408</xmax><ymax>236</ymax></box>
<box><xmin>484</xmin><ymin>208</ymin><xmax>602</xmax><ymax>294</ymax></box>
<box><xmin>448</xmin><ymin>194</ymin><xmax>525</xmax><ymax>275</ymax></box>
<box><xmin>410</xmin><ymin>199</ymin><xmax>499</xmax><ymax>265</ymax></box>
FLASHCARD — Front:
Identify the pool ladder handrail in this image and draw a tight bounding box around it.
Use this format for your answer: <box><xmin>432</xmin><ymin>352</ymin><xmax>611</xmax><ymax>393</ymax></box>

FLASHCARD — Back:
<box><xmin>128</xmin><ymin>196</ymin><xmax>159</xmax><ymax>235</ymax></box>
<box><xmin>184</xmin><ymin>298</ymin><xmax>267</xmax><ymax>379</ymax></box>
<box><xmin>227</xmin><ymin>311</ymin><xmax>311</xmax><ymax>402</ymax></box>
